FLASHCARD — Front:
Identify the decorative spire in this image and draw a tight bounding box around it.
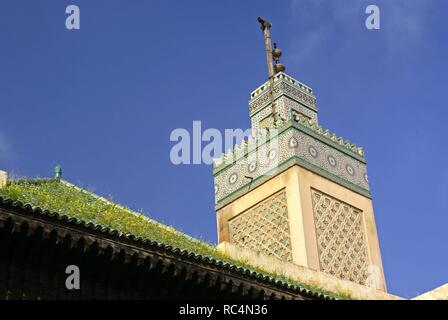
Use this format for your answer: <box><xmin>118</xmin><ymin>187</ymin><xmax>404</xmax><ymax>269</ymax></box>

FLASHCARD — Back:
<box><xmin>257</xmin><ymin>17</ymin><xmax>286</xmax><ymax>126</ymax></box>
<box><xmin>257</xmin><ymin>17</ymin><xmax>275</xmax><ymax>78</ymax></box>
<box><xmin>257</xmin><ymin>17</ymin><xmax>286</xmax><ymax>78</ymax></box>
<box><xmin>54</xmin><ymin>165</ymin><xmax>62</xmax><ymax>179</ymax></box>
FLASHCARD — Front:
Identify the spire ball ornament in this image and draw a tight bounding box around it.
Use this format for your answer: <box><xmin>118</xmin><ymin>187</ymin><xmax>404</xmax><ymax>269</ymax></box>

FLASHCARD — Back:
<box><xmin>273</xmin><ymin>43</ymin><xmax>285</xmax><ymax>74</ymax></box>
<box><xmin>272</xmin><ymin>47</ymin><xmax>282</xmax><ymax>59</ymax></box>
<box><xmin>274</xmin><ymin>63</ymin><xmax>285</xmax><ymax>73</ymax></box>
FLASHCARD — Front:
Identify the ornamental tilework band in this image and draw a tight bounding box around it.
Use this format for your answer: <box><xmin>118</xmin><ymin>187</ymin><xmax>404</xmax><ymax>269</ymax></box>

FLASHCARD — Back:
<box><xmin>213</xmin><ymin>127</ymin><xmax>369</xmax><ymax>204</ymax></box>
<box><xmin>251</xmin><ymin>95</ymin><xmax>318</xmax><ymax>130</ymax></box>
<box><xmin>295</xmin><ymin>132</ymin><xmax>367</xmax><ymax>187</ymax></box>
<box><xmin>228</xmin><ymin>190</ymin><xmax>293</xmax><ymax>262</ymax></box>
<box><xmin>214</xmin><ymin>140</ymin><xmax>282</xmax><ymax>203</ymax></box>
<box><xmin>249</xmin><ymin>80</ymin><xmax>317</xmax><ymax>115</ymax></box>
<box><xmin>311</xmin><ymin>189</ymin><xmax>370</xmax><ymax>285</ymax></box>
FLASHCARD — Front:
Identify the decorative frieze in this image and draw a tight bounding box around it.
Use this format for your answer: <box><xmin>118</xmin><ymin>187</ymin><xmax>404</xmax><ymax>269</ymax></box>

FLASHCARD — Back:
<box><xmin>249</xmin><ymin>72</ymin><xmax>313</xmax><ymax>100</ymax></box>
<box><xmin>213</xmin><ymin>117</ymin><xmax>369</xmax><ymax>206</ymax></box>
<box><xmin>214</xmin><ymin>112</ymin><xmax>364</xmax><ymax>173</ymax></box>
<box><xmin>249</xmin><ymin>79</ymin><xmax>317</xmax><ymax>115</ymax></box>
<box><xmin>251</xmin><ymin>95</ymin><xmax>318</xmax><ymax>130</ymax></box>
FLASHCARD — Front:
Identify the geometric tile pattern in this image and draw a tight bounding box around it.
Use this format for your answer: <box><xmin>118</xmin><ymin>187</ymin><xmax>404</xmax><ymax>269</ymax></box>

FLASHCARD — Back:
<box><xmin>213</xmin><ymin>71</ymin><xmax>369</xmax><ymax>206</ymax></box>
<box><xmin>213</xmin><ymin>126</ymin><xmax>370</xmax><ymax>204</ymax></box>
<box><xmin>250</xmin><ymin>95</ymin><xmax>318</xmax><ymax>130</ymax></box>
<box><xmin>249</xmin><ymin>73</ymin><xmax>318</xmax><ymax>131</ymax></box>
<box><xmin>229</xmin><ymin>190</ymin><xmax>292</xmax><ymax>262</ymax></box>
<box><xmin>249</xmin><ymin>73</ymin><xmax>317</xmax><ymax>114</ymax></box>
<box><xmin>284</xmin><ymin>96</ymin><xmax>318</xmax><ymax>123</ymax></box>
<box><xmin>311</xmin><ymin>189</ymin><xmax>369</xmax><ymax>285</ymax></box>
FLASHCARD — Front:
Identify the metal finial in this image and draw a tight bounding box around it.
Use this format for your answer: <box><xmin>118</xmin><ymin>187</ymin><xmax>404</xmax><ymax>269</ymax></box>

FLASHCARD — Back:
<box><xmin>54</xmin><ymin>165</ymin><xmax>62</xmax><ymax>179</ymax></box>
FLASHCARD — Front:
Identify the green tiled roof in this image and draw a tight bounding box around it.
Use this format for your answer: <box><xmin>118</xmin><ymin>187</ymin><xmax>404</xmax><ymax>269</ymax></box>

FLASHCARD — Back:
<box><xmin>0</xmin><ymin>178</ymin><xmax>346</xmax><ymax>300</ymax></box>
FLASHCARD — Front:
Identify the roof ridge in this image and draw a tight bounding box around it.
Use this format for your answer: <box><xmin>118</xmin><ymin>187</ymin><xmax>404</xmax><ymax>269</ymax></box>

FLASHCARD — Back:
<box><xmin>6</xmin><ymin>178</ymin><xmax>59</xmax><ymax>185</ymax></box>
<box><xmin>2</xmin><ymin>177</ymin><xmax>212</xmax><ymax>248</ymax></box>
<box><xmin>59</xmin><ymin>180</ymin><xmax>209</xmax><ymax>245</ymax></box>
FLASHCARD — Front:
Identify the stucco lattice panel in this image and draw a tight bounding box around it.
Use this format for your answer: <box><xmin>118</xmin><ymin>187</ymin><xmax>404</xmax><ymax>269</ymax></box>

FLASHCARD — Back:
<box><xmin>311</xmin><ymin>189</ymin><xmax>369</xmax><ymax>285</ymax></box>
<box><xmin>228</xmin><ymin>190</ymin><xmax>293</xmax><ymax>262</ymax></box>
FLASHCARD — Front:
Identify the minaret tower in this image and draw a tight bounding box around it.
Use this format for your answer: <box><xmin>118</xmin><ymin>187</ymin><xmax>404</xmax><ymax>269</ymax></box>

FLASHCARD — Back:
<box><xmin>213</xmin><ymin>18</ymin><xmax>387</xmax><ymax>291</ymax></box>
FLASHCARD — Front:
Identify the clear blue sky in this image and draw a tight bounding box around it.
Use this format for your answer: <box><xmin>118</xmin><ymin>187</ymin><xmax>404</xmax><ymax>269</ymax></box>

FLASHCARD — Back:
<box><xmin>0</xmin><ymin>0</ymin><xmax>447</xmax><ymax>298</ymax></box>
